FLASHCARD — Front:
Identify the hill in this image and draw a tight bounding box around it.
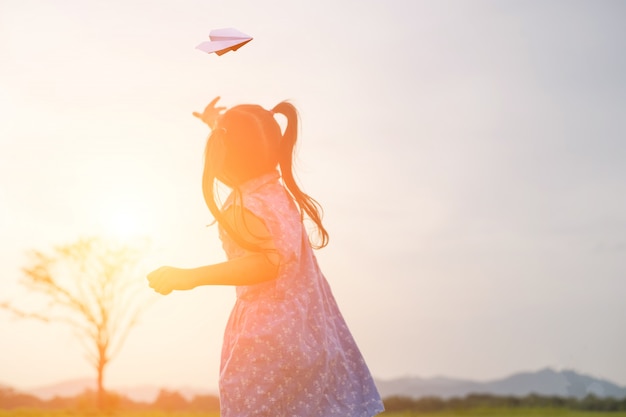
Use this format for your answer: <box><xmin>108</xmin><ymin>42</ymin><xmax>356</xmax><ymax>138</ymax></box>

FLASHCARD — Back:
<box><xmin>24</xmin><ymin>378</ymin><xmax>213</xmax><ymax>402</ymax></box>
<box><xmin>12</xmin><ymin>367</ymin><xmax>626</xmax><ymax>402</ymax></box>
<box><xmin>375</xmin><ymin>368</ymin><xmax>626</xmax><ymax>399</ymax></box>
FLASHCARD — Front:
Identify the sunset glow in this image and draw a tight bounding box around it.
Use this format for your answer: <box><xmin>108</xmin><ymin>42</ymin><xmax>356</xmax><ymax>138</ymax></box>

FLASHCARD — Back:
<box><xmin>99</xmin><ymin>196</ymin><xmax>151</xmax><ymax>241</ymax></box>
<box><xmin>1</xmin><ymin>0</ymin><xmax>625</xmax><ymax>401</ymax></box>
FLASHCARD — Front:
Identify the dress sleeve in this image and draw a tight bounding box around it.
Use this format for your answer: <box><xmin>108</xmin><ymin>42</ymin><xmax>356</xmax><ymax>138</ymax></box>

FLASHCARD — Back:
<box><xmin>240</xmin><ymin>187</ymin><xmax>302</xmax><ymax>269</ymax></box>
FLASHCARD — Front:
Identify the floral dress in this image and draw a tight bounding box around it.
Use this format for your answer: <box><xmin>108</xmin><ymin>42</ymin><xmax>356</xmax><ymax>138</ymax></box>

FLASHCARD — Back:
<box><xmin>218</xmin><ymin>171</ymin><xmax>384</xmax><ymax>417</ymax></box>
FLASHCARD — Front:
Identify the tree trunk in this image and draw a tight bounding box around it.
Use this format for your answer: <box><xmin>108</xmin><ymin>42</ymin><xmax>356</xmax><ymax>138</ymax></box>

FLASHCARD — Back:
<box><xmin>97</xmin><ymin>361</ymin><xmax>105</xmax><ymax>409</ymax></box>
<box><xmin>97</xmin><ymin>349</ymin><xmax>106</xmax><ymax>410</ymax></box>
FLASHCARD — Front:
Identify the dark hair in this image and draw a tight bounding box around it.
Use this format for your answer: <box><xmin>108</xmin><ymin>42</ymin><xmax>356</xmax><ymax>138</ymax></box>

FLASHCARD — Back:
<box><xmin>202</xmin><ymin>101</ymin><xmax>329</xmax><ymax>252</ymax></box>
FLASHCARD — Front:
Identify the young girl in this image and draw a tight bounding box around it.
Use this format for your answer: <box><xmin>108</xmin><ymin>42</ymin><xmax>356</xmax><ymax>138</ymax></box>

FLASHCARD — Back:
<box><xmin>147</xmin><ymin>97</ymin><xmax>384</xmax><ymax>417</ymax></box>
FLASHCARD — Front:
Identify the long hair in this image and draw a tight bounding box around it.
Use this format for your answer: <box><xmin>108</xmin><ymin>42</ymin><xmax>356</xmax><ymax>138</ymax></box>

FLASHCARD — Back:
<box><xmin>202</xmin><ymin>101</ymin><xmax>329</xmax><ymax>252</ymax></box>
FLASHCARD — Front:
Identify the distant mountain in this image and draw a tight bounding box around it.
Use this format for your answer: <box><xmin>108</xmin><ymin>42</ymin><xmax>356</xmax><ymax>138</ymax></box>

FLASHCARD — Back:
<box><xmin>16</xmin><ymin>368</ymin><xmax>626</xmax><ymax>403</ymax></box>
<box><xmin>28</xmin><ymin>378</ymin><xmax>96</xmax><ymax>400</ymax></box>
<box><xmin>25</xmin><ymin>378</ymin><xmax>214</xmax><ymax>402</ymax></box>
<box><xmin>117</xmin><ymin>384</ymin><xmax>214</xmax><ymax>402</ymax></box>
<box><xmin>375</xmin><ymin>368</ymin><xmax>626</xmax><ymax>399</ymax></box>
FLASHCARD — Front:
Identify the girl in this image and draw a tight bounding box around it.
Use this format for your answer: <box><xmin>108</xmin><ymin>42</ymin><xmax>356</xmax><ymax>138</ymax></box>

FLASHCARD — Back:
<box><xmin>147</xmin><ymin>97</ymin><xmax>384</xmax><ymax>417</ymax></box>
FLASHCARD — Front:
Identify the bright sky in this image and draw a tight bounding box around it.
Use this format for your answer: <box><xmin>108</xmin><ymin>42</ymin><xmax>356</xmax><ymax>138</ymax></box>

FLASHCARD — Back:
<box><xmin>1</xmin><ymin>0</ymin><xmax>625</xmax><ymax>393</ymax></box>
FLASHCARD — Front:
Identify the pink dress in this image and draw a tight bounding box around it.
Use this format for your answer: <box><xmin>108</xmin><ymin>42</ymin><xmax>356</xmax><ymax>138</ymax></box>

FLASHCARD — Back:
<box><xmin>218</xmin><ymin>171</ymin><xmax>384</xmax><ymax>417</ymax></box>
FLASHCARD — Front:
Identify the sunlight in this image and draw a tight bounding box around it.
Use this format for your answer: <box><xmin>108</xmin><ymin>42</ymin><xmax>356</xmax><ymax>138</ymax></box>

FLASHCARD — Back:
<box><xmin>106</xmin><ymin>208</ymin><xmax>143</xmax><ymax>240</ymax></box>
<box><xmin>96</xmin><ymin>193</ymin><xmax>153</xmax><ymax>243</ymax></box>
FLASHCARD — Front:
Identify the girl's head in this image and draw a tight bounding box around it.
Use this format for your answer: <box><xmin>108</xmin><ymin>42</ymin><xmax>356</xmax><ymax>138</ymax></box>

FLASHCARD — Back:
<box><xmin>207</xmin><ymin>104</ymin><xmax>280</xmax><ymax>186</ymax></box>
<box><xmin>202</xmin><ymin>100</ymin><xmax>329</xmax><ymax>250</ymax></box>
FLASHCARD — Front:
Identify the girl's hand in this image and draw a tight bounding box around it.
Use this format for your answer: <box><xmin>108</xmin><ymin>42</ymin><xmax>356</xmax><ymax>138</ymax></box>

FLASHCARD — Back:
<box><xmin>147</xmin><ymin>266</ymin><xmax>179</xmax><ymax>295</ymax></box>
<box><xmin>192</xmin><ymin>96</ymin><xmax>226</xmax><ymax>129</ymax></box>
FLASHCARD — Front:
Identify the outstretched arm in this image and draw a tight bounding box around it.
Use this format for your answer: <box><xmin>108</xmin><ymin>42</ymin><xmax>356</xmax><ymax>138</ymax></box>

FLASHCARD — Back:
<box><xmin>147</xmin><ymin>206</ymin><xmax>279</xmax><ymax>295</ymax></box>
<box><xmin>192</xmin><ymin>96</ymin><xmax>226</xmax><ymax>130</ymax></box>
<box><xmin>147</xmin><ymin>253</ymin><xmax>278</xmax><ymax>294</ymax></box>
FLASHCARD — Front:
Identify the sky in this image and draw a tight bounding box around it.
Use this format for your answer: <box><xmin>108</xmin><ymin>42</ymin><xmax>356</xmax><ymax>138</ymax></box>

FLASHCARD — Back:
<box><xmin>1</xmin><ymin>0</ymin><xmax>625</xmax><ymax>394</ymax></box>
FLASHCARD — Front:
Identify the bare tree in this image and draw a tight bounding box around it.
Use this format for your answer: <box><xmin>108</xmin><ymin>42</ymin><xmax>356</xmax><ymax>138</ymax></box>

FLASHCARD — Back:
<box><xmin>1</xmin><ymin>236</ymin><xmax>150</xmax><ymax>409</ymax></box>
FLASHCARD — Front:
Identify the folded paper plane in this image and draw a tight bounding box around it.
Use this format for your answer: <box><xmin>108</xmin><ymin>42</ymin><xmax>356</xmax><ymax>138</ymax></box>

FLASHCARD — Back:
<box><xmin>196</xmin><ymin>28</ymin><xmax>253</xmax><ymax>56</ymax></box>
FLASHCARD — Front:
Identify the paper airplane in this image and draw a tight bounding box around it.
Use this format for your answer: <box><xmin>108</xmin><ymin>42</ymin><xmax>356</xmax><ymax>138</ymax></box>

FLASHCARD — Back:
<box><xmin>195</xmin><ymin>28</ymin><xmax>253</xmax><ymax>56</ymax></box>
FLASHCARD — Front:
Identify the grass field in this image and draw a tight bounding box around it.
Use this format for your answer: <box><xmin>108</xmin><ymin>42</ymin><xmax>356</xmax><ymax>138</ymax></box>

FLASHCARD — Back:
<box><xmin>2</xmin><ymin>409</ymin><xmax>626</xmax><ymax>417</ymax></box>
<box><xmin>380</xmin><ymin>409</ymin><xmax>626</xmax><ymax>417</ymax></box>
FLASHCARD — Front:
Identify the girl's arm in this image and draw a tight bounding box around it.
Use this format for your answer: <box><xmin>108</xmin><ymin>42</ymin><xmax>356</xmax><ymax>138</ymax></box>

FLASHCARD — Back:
<box><xmin>148</xmin><ymin>253</ymin><xmax>278</xmax><ymax>294</ymax></box>
<box><xmin>192</xmin><ymin>96</ymin><xmax>226</xmax><ymax>129</ymax></box>
<box><xmin>147</xmin><ymin>206</ymin><xmax>279</xmax><ymax>295</ymax></box>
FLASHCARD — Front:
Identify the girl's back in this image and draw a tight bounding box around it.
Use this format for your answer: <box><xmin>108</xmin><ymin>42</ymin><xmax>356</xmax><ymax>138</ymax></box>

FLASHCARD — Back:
<box><xmin>218</xmin><ymin>170</ymin><xmax>384</xmax><ymax>417</ymax></box>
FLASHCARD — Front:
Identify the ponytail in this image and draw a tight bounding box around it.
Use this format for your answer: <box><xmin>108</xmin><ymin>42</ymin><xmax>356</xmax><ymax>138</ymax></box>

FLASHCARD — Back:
<box><xmin>202</xmin><ymin>100</ymin><xmax>329</xmax><ymax>253</ymax></box>
<box><xmin>202</xmin><ymin>129</ymin><xmax>226</xmax><ymax>226</ymax></box>
<box><xmin>272</xmin><ymin>102</ymin><xmax>329</xmax><ymax>249</ymax></box>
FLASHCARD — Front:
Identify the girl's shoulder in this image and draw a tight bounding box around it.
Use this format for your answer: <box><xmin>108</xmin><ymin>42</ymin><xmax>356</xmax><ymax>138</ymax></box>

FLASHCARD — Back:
<box><xmin>241</xmin><ymin>170</ymin><xmax>281</xmax><ymax>195</ymax></box>
<box><xmin>227</xmin><ymin>172</ymin><xmax>303</xmax><ymax>263</ymax></box>
<box><xmin>224</xmin><ymin>171</ymin><xmax>296</xmax><ymax>220</ymax></box>
<box><xmin>246</xmin><ymin>180</ymin><xmax>297</xmax><ymax>221</ymax></box>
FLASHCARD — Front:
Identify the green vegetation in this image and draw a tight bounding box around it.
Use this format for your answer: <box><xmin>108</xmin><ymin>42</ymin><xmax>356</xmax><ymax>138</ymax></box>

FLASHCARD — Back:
<box><xmin>0</xmin><ymin>387</ymin><xmax>219</xmax><ymax>415</ymax></box>
<box><xmin>0</xmin><ymin>412</ymin><xmax>218</xmax><ymax>417</ymax></box>
<box><xmin>381</xmin><ymin>410</ymin><xmax>626</xmax><ymax>417</ymax></box>
<box><xmin>0</xmin><ymin>412</ymin><xmax>215</xmax><ymax>417</ymax></box>
<box><xmin>2</xmin><ymin>410</ymin><xmax>626</xmax><ymax>417</ymax></box>
<box><xmin>3</xmin><ymin>388</ymin><xmax>626</xmax><ymax>416</ymax></box>
<box><xmin>383</xmin><ymin>394</ymin><xmax>626</xmax><ymax>413</ymax></box>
